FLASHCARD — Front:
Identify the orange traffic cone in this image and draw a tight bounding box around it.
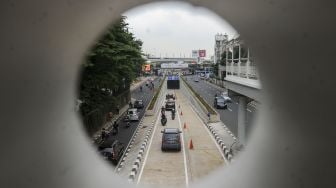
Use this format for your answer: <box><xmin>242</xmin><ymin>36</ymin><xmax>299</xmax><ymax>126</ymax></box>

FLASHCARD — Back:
<box><xmin>183</xmin><ymin>122</ymin><xmax>187</xmax><ymax>129</ymax></box>
<box><xmin>180</xmin><ymin>111</ymin><xmax>183</xmax><ymax>116</ymax></box>
<box><xmin>189</xmin><ymin>139</ymin><xmax>194</xmax><ymax>149</ymax></box>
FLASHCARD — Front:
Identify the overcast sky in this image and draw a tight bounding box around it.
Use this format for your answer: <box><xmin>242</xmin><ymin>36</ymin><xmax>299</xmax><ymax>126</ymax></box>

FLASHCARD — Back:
<box><xmin>123</xmin><ymin>2</ymin><xmax>238</xmax><ymax>59</ymax></box>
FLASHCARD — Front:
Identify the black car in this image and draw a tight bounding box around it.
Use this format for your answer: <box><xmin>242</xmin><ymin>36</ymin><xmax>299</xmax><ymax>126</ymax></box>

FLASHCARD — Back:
<box><xmin>161</xmin><ymin>128</ymin><xmax>182</xmax><ymax>151</ymax></box>
<box><xmin>214</xmin><ymin>96</ymin><xmax>227</xmax><ymax>109</ymax></box>
<box><xmin>98</xmin><ymin>140</ymin><xmax>125</xmax><ymax>165</ymax></box>
<box><xmin>133</xmin><ymin>100</ymin><xmax>144</xmax><ymax>109</ymax></box>
<box><xmin>166</xmin><ymin>93</ymin><xmax>175</xmax><ymax>100</ymax></box>
<box><xmin>165</xmin><ymin>99</ymin><xmax>175</xmax><ymax>111</ymax></box>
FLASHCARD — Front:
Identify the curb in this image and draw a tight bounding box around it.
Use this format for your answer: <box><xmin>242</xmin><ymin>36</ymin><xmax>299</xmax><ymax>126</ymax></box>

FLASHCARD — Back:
<box><xmin>207</xmin><ymin>123</ymin><xmax>235</xmax><ymax>162</ymax></box>
<box><xmin>115</xmin><ymin>118</ymin><xmax>145</xmax><ymax>173</ymax></box>
<box><xmin>128</xmin><ymin>120</ymin><xmax>156</xmax><ymax>182</ymax></box>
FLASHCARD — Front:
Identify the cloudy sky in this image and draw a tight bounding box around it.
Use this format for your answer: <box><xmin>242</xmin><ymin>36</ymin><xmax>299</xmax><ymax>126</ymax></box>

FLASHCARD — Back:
<box><xmin>123</xmin><ymin>2</ymin><xmax>238</xmax><ymax>59</ymax></box>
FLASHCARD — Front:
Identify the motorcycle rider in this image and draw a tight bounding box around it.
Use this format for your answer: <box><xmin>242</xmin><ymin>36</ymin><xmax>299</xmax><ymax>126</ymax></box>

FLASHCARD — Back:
<box><xmin>161</xmin><ymin>106</ymin><xmax>165</xmax><ymax>116</ymax></box>
<box><xmin>101</xmin><ymin>128</ymin><xmax>107</xmax><ymax>141</ymax></box>
<box><xmin>112</xmin><ymin>121</ymin><xmax>119</xmax><ymax>134</ymax></box>
<box><xmin>161</xmin><ymin>113</ymin><xmax>167</xmax><ymax>126</ymax></box>
<box><xmin>126</xmin><ymin>121</ymin><xmax>130</xmax><ymax>128</ymax></box>
<box><xmin>171</xmin><ymin>108</ymin><xmax>176</xmax><ymax>119</ymax></box>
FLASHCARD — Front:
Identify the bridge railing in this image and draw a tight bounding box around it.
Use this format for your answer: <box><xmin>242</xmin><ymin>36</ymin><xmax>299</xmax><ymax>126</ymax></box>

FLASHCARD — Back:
<box><xmin>225</xmin><ymin>60</ymin><xmax>260</xmax><ymax>83</ymax></box>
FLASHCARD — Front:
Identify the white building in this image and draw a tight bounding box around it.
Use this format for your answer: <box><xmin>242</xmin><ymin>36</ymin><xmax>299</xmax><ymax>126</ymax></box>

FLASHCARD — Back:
<box><xmin>214</xmin><ymin>33</ymin><xmax>228</xmax><ymax>65</ymax></box>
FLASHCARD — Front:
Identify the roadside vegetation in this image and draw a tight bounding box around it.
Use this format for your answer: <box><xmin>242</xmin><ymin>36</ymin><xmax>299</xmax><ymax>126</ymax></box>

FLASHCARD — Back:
<box><xmin>78</xmin><ymin>16</ymin><xmax>145</xmax><ymax>134</ymax></box>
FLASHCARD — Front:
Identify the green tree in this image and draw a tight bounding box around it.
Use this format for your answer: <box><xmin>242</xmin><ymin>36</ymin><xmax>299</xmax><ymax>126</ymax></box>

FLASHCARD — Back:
<box><xmin>79</xmin><ymin>16</ymin><xmax>145</xmax><ymax>116</ymax></box>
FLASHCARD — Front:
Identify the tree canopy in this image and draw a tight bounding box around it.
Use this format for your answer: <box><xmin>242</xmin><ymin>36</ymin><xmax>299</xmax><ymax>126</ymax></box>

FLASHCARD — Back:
<box><xmin>79</xmin><ymin>16</ymin><xmax>145</xmax><ymax>115</ymax></box>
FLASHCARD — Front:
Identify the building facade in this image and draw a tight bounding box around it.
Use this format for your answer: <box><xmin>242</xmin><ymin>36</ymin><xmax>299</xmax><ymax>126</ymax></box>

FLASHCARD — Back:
<box><xmin>214</xmin><ymin>34</ymin><xmax>228</xmax><ymax>65</ymax></box>
<box><xmin>215</xmin><ymin>35</ymin><xmax>259</xmax><ymax>84</ymax></box>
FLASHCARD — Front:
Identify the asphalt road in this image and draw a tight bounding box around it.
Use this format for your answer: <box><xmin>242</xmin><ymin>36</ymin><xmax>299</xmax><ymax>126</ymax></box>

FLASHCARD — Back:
<box><xmin>101</xmin><ymin>78</ymin><xmax>160</xmax><ymax>163</ymax></box>
<box><xmin>184</xmin><ymin>75</ymin><xmax>257</xmax><ymax>139</ymax></box>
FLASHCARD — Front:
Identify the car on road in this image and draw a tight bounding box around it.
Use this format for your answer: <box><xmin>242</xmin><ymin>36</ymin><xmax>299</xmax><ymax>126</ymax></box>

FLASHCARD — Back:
<box><xmin>98</xmin><ymin>139</ymin><xmax>125</xmax><ymax>165</ymax></box>
<box><xmin>214</xmin><ymin>96</ymin><xmax>227</xmax><ymax>109</ymax></box>
<box><xmin>133</xmin><ymin>100</ymin><xmax>144</xmax><ymax>109</ymax></box>
<box><xmin>221</xmin><ymin>92</ymin><xmax>232</xmax><ymax>103</ymax></box>
<box><xmin>127</xmin><ymin>108</ymin><xmax>139</xmax><ymax>121</ymax></box>
<box><xmin>222</xmin><ymin>95</ymin><xmax>232</xmax><ymax>103</ymax></box>
<box><xmin>165</xmin><ymin>99</ymin><xmax>176</xmax><ymax>111</ymax></box>
<box><xmin>161</xmin><ymin>128</ymin><xmax>182</xmax><ymax>151</ymax></box>
<box><xmin>166</xmin><ymin>93</ymin><xmax>175</xmax><ymax>100</ymax></box>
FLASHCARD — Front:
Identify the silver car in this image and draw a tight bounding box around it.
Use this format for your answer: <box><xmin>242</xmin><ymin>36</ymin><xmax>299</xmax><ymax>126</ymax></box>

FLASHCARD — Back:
<box><xmin>127</xmin><ymin>108</ymin><xmax>139</xmax><ymax>121</ymax></box>
<box><xmin>221</xmin><ymin>92</ymin><xmax>232</xmax><ymax>103</ymax></box>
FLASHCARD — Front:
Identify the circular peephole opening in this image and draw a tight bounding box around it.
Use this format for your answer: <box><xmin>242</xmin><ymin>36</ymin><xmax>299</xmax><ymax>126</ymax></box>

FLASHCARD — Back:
<box><xmin>77</xmin><ymin>1</ymin><xmax>261</xmax><ymax>187</ymax></box>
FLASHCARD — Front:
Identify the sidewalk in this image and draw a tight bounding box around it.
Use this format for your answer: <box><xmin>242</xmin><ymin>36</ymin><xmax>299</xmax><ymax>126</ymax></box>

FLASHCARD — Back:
<box><xmin>91</xmin><ymin>76</ymin><xmax>153</xmax><ymax>143</ymax></box>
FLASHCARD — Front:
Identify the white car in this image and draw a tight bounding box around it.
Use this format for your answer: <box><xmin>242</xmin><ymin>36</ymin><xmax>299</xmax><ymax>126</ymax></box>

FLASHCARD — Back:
<box><xmin>221</xmin><ymin>92</ymin><xmax>232</xmax><ymax>103</ymax></box>
<box><xmin>127</xmin><ymin>108</ymin><xmax>139</xmax><ymax>121</ymax></box>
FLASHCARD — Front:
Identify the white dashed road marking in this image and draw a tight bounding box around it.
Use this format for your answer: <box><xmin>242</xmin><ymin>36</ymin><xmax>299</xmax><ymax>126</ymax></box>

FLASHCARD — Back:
<box><xmin>227</xmin><ymin>108</ymin><xmax>232</xmax><ymax>112</ymax></box>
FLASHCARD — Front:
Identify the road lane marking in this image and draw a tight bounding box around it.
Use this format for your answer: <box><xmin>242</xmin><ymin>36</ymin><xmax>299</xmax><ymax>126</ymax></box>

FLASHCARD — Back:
<box><xmin>227</xmin><ymin>108</ymin><xmax>232</xmax><ymax>112</ymax></box>
<box><xmin>176</xmin><ymin>104</ymin><xmax>189</xmax><ymax>187</ymax></box>
<box><xmin>247</xmin><ymin>109</ymin><xmax>252</xmax><ymax>112</ymax></box>
<box><xmin>136</xmin><ymin>99</ymin><xmax>164</xmax><ymax>184</ymax></box>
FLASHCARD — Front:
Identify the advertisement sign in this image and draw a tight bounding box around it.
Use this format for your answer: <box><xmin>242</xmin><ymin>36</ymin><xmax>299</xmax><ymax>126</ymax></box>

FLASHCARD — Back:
<box><xmin>199</xmin><ymin>50</ymin><xmax>206</xmax><ymax>57</ymax></box>
<box><xmin>192</xmin><ymin>50</ymin><xmax>198</xmax><ymax>58</ymax></box>
<box><xmin>161</xmin><ymin>63</ymin><xmax>188</xmax><ymax>69</ymax></box>
<box><xmin>144</xmin><ymin>64</ymin><xmax>151</xmax><ymax>72</ymax></box>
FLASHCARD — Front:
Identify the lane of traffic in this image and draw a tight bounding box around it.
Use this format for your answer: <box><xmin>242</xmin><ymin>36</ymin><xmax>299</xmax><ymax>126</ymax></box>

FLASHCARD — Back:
<box><xmin>184</xmin><ymin>75</ymin><xmax>257</xmax><ymax>138</ymax></box>
<box><xmin>185</xmin><ymin>76</ymin><xmax>239</xmax><ymax>135</ymax></box>
<box><xmin>97</xmin><ymin>78</ymin><xmax>160</xmax><ymax>165</ymax></box>
<box><xmin>137</xmin><ymin>88</ymin><xmax>225</xmax><ymax>186</ymax></box>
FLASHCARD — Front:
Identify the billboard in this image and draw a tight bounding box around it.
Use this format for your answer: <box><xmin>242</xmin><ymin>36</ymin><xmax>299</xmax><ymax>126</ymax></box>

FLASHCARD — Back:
<box><xmin>143</xmin><ymin>64</ymin><xmax>151</xmax><ymax>72</ymax></box>
<box><xmin>199</xmin><ymin>50</ymin><xmax>206</xmax><ymax>57</ymax></box>
<box><xmin>161</xmin><ymin>63</ymin><xmax>188</xmax><ymax>69</ymax></box>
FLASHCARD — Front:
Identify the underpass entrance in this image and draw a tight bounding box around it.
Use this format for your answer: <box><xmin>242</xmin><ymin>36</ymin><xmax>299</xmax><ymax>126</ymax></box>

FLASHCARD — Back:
<box><xmin>167</xmin><ymin>75</ymin><xmax>180</xmax><ymax>89</ymax></box>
